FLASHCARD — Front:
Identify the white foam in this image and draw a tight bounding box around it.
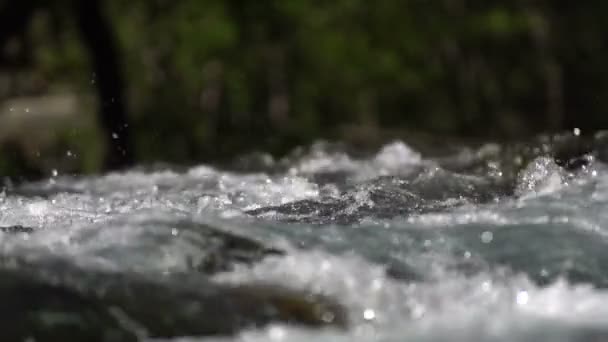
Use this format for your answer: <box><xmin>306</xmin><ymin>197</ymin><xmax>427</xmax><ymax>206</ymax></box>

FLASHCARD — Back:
<box><xmin>2</xmin><ymin>140</ymin><xmax>608</xmax><ymax>342</ymax></box>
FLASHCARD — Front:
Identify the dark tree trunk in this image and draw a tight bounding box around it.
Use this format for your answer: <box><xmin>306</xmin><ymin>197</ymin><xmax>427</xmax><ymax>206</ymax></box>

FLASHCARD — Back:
<box><xmin>0</xmin><ymin>1</ymin><xmax>38</xmax><ymax>66</ymax></box>
<box><xmin>73</xmin><ymin>0</ymin><xmax>133</xmax><ymax>170</ymax></box>
<box><xmin>0</xmin><ymin>1</ymin><xmax>36</xmax><ymax>43</ymax></box>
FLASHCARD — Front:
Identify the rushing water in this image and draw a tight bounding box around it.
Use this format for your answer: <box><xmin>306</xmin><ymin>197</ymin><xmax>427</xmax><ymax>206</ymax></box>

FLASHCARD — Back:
<box><xmin>2</xmin><ymin>134</ymin><xmax>608</xmax><ymax>341</ymax></box>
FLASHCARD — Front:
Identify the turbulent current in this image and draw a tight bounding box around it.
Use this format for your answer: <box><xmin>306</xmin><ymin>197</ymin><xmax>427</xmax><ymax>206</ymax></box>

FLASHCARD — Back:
<box><xmin>2</xmin><ymin>133</ymin><xmax>608</xmax><ymax>341</ymax></box>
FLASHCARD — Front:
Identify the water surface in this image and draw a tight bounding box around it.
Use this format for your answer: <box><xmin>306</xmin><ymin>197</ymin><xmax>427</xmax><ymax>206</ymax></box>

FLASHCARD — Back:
<box><xmin>2</xmin><ymin>136</ymin><xmax>608</xmax><ymax>341</ymax></box>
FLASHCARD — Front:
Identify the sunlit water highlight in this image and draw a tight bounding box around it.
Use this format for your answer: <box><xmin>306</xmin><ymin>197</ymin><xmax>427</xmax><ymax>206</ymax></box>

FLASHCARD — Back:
<box><xmin>2</xmin><ymin>139</ymin><xmax>608</xmax><ymax>341</ymax></box>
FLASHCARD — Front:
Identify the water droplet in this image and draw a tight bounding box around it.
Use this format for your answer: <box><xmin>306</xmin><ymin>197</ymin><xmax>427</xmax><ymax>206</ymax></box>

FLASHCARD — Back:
<box><xmin>516</xmin><ymin>290</ymin><xmax>529</xmax><ymax>305</ymax></box>
<box><xmin>464</xmin><ymin>251</ymin><xmax>471</xmax><ymax>259</ymax></box>
<box><xmin>268</xmin><ymin>326</ymin><xmax>286</xmax><ymax>340</ymax></box>
<box><xmin>66</xmin><ymin>150</ymin><xmax>73</xmax><ymax>157</ymax></box>
<box><xmin>480</xmin><ymin>231</ymin><xmax>493</xmax><ymax>243</ymax></box>
<box><xmin>411</xmin><ymin>304</ymin><xmax>425</xmax><ymax>319</ymax></box>
<box><xmin>481</xmin><ymin>281</ymin><xmax>492</xmax><ymax>292</ymax></box>
<box><xmin>573</xmin><ymin>127</ymin><xmax>581</xmax><ymax>136</ymax></box>
<box><xmin>171</xmin><ymin>228</ymin><xmax>179</xmax><ymax>236</ymax></box>
<box><xmin>197</xmin><ymin>196</ymin><xmax>212</xmax><ymax>211</ymax></box>
<box><xmin>321</xmin><ymin>311</ymin><xmax>335</xmax><ymax>323</ymax></box>
<box><xmin>363</xmin><ymin>308</ymin><xmax>376</xmax><ymax>321</ymax></box>
<box><xmin>371</xmin><ymin>278</ymin><xmax>383</xmax><ymax>291</ymax></box>
<box><xmin>51</xmin><ymin>169</ymin><xmax>58</xmax><ymax>177</ymax></box>
<box><xmin>112</xmin><ymin>133</ymin><xmax>119</xmax><ymax>139</ymax></box>
<box><xmin>320</xmin><ymin>260</ymin><xmax>331</xmax><ymax>271</ymax></box>
<box><xmin>24</xmin><ymin>108</ymin><xmax>30</xmax><ymax>113</ymax></box>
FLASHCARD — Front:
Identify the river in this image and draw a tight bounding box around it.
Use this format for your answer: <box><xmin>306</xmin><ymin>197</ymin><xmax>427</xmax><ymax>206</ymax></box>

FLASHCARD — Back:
<box><xmin>1</xmin><ymin>135</ymin><xmax>608</xmax><ymax>342</ymax></box>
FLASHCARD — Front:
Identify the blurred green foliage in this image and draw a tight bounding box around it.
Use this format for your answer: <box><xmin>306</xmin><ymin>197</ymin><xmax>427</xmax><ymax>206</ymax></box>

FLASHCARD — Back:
<box><xmin>2</xmin><ymin>0</ymin><xmax>608</xmax><ymax>177</ymax></box>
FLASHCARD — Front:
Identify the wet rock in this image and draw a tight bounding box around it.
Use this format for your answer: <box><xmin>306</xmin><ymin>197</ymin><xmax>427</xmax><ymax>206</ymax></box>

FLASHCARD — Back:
<box><xmin>247</xmin><ymin>172</ymin><xmax>511</xmax><ymax>225</ymax></box>
<box><xmin>166</xmin><ymin>222</ymin><xmax>285</xmax><ymax>274</ymax></box>
<box><xmin>246</xmin><ymin>198</ymin><xmax>349</xmax><ymax>224</ymax></box>
<box><xmin>4</xmin><ymin>184</ymin><xmax>84</xmax><ymax>198</ymax></box>
<box><xmin>0</xmin><ymin>225</ymin><xmax>34</xmax><ymax>234</ymax></box>
<box><xmin>0</xmin><ymin>222</ymin><xmax>283</xmax><ymax>275</ymax></box>
<box><xmin>383</xmin><ymin>261</ymin><xmax>426</xmax><ymax>282</ymax></box>
<box><xmin>438</xmin><ymin>130</ymin><xmax>608</xmax><ymax>183</ymax></box>
<box><xmin>0</xmin><ymin>275</ymin><xmax>139</xmax><ymax>342</ymax></box>
<box><xmin>0</xmin><ymin>256</ymin><xmax>347</xmax><ymax>341</ymax></box>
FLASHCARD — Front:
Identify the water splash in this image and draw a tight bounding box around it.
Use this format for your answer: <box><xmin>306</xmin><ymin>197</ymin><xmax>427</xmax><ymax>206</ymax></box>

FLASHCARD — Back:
<box><xmin>2</xmin><ymin>138</ymin><xmax>608</xmax><ymax>341</ymax></box>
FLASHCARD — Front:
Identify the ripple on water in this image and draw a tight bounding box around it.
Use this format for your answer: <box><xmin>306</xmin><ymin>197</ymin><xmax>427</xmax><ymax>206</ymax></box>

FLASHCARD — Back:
<box><xmin>1</xmin><ymin>138</ymin><xmax>608</xmax><ymax>341</ymax></box>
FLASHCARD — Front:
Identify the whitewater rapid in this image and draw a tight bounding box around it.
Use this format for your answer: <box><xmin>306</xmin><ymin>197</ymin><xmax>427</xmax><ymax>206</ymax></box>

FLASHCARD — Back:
<box><xmin>2</xmin><ymin>138</ymin><xmax>608</xmax><ymax>341</ymax></box>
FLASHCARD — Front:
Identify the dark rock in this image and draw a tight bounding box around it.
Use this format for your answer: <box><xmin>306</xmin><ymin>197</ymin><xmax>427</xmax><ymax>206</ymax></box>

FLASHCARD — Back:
<box><xmin>0</xmin><ymin>256</ymin><xmax>347</xmax><ymax>341</ymax></box>
<box><xmin>247</xmin><ymin>172</ymin><xmax>510</xmax><ymax>225</ymax></box>
<box><xmin>162</xmin><ymin>222</ymin><xmax>285</xmax><ymax>274</ymax></box>
<box><xmin>4</xmin><ymin>185</ymin><xmax>84</xmax><ymax>198</ymax></box>
<box><xmin>0</xmin><ymin>225</ymin><xmax>34</xmax><ymax>234</ymax></box>
<box><xmin>248</xmin><ymin>131</ymin><xmax>608</xmax><ymax>225</ymax></box>
<box><xmin>0</xmin><ymin>275</ymin><xmax>139</xmax><ymax>342</ymax></box>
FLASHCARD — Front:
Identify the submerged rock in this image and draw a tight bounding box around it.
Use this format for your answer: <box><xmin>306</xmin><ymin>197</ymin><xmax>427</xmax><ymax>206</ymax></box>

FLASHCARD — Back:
<box><xmin>247</xmin><ymin>171</ymin><xmax>510</xmax><ymax>225</ymax></box>
<box><xmin>438</xmin><ymin>130</ymin><xmax>607</xmax><ymax>181</ymax></box>
<box><xmin>0</xmin><ymin>225</ymin><xmax>34</xmax><ymax>234</ymax></box>
<box><xmin>0</xmin><ymin>222</ymin><xmax>346</xmax><ymax>340</ymax></box>
<box><xmin>247</xmin><ymin>131</ymin><xmax>608</xmax><ymax>225</ymax></box>
<box><xmin>0</xmin><ymin>256</ymin><xmax>346</xmax><ymax>341</ymax></box>
<box><xmin>158</xmin><ymin>222</ymin><xmax>286</xmax><ymax>274</ymax></box>
<box><xmin>1</xmin><ymin>275</ymin><xmax>138</xmax><ymax>342</ymax></box>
